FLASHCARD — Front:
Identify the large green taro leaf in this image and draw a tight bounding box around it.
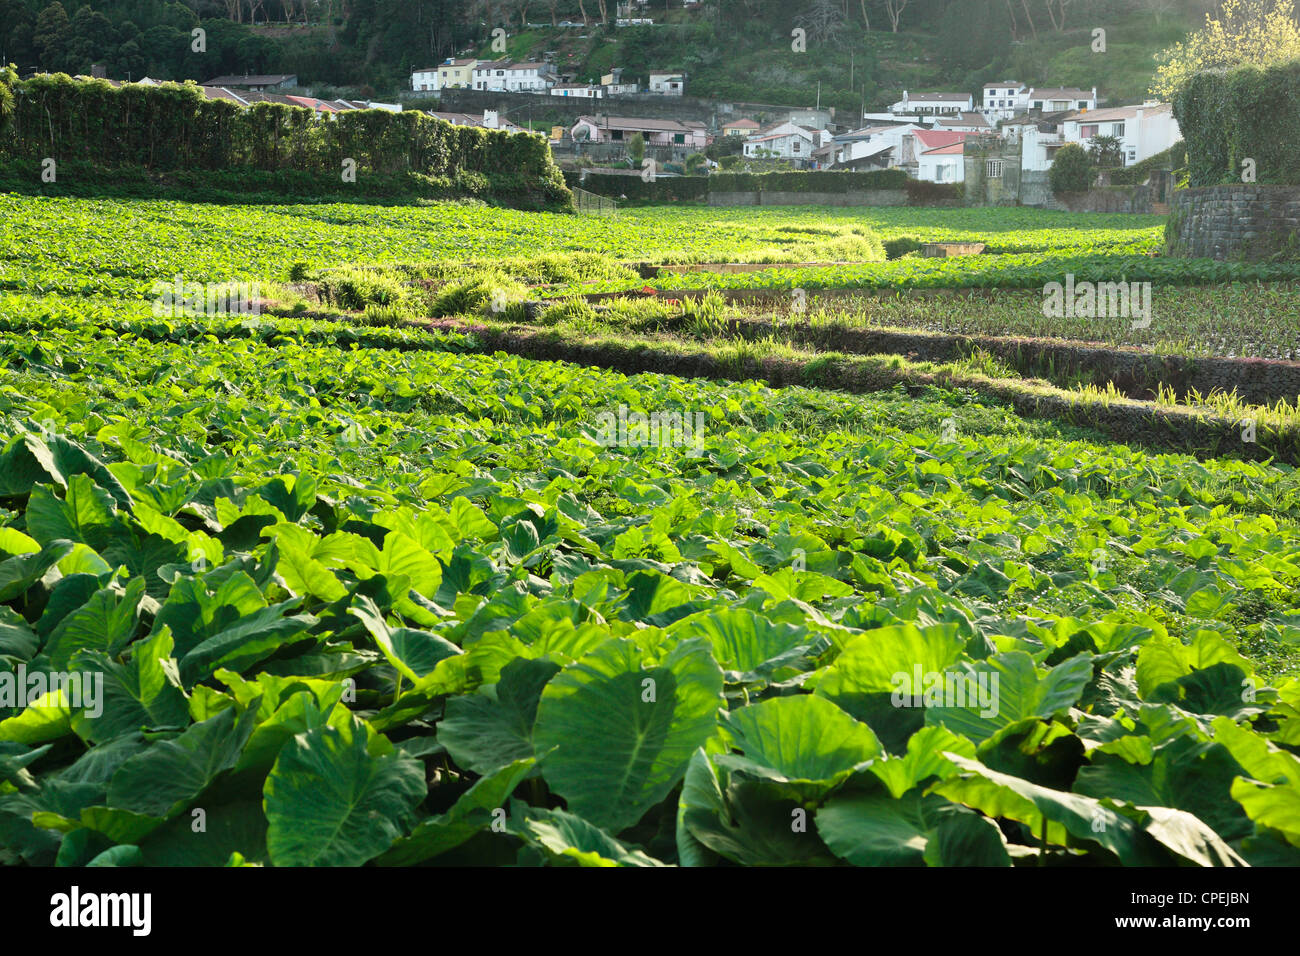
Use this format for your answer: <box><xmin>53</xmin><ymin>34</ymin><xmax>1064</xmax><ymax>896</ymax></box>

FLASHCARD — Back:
<box><xmin>922</xmin><ymin>808</ymin><xmax>1013</xmax><ymax>866</ymax></box>
<box><xmin>69</xmin><ymin>627</ymin><xmax>191</xmax><ymax>744</ymax></box>
<box><xmin>923</xmin><ymin>651</ymin><xmax>1094</xmax><ymax>744</ymax></box>
<box><xmin>438</xmin><ymin>657</ymin><xmax>560</xmax><ymax>776</ymax></box>
<box><xmin>815</xmin><ymin>622</ymin><xmax>966</xmax><ymax>703</ymax></box>
<box><xmin>376</xmin><ymin>757</ymin><xmax>536</xmax><ymax>866</ymax></box>
<box><xmin>107</xmin><ymin>704</ymin><xmax>259</xmax><ymax>818</ymax></box>
<box><xmin>0</xmin><ymin>606</ymin><xmax>39</xmax><ymax>661</ymax></box>
<box><xmin>815</xmin><ymin>789</ymin><xmax>1009</xmax><ymax>866</ymax></box>
<box><xmin>511</xmin><ymin>806</ymin><xmax>667</xmax><ymax>867</ymax></box>
<box><xmin>534</xmin><ymin>636</ymin><xmax>724</xmax><ymax>833</ymax></box>
<box><xmin>934</xmin><ymin>754</ymin><xmax>1245</xmax><ymax>865</ymax></box>
<box><xmin>676</xmin><ymin>748</ymin><xmax>839</xmax><ymax>866</ymax></box>
<box><xmin>1075</xmin><ymin>736</ymin><xmax>1254</xmax><ymax>841</ymax></box>
<box><xmin>178</xmin><ymin>599</ymin><xmax>316</xmax><ymax>687</ymax></box>
<box><xmin>24</xmin><ymin>477</ymin><xmax>119</xmax><ymax>551</ymax></box>
<box><xmin>867</xmin><ymin>725</ymin><xmax>976</xmax><ymax>799</ymax></box>
<box><xmin>0</xmin><ymin>540</ymin><xmax>74</xmax><ymax>602</ymax></box>
<box><xmin>1</xmin><ymin>433</ymin><xmax>130</xmax><ymax>504</ymax></box>
<box><xmin>716</xmin><ymin>694</ymin><xmax>882</xmax><ymax>800</ymax></box>
<box><xmin>815</xmin><ymin>791</ymin><xmax>931</xmax><ymax>866</ymax></box>
<box><xmin>41</xmin><ymin>577</ymin><xmax>146</xmax><ymax>670</ymax></box>
<box><xmin>263</xmin><ymin>717</ymin><xmax>427</xmax><ymax>866</ymax></box>
<box><xmin>350</xmin><ymin>594</ymin><xmax>461</xmax><ymax>683</ymax></box>
<box><xmin>138</xmin><ymin>800</ymin><xmax>270</xmax><ymax>867</ymax></box>
<box><xmin>669</xmin><ymin>607</ymin><xmax>822</xmax><ymax>680</ymax></box>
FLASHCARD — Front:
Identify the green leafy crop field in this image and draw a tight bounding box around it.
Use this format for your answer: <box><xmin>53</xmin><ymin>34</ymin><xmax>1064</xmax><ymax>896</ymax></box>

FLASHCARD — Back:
<box><xmin>4</xmin><ymin>195</ymin><xmax>1300</xmax><ymax>868</ymax></box>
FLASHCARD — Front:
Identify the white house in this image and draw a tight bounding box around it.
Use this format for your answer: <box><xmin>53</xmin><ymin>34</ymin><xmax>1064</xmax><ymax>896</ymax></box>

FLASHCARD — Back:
<box><xmin>428</xmin><ymin>110</ymin><xmax>524</xmax><ymax>132</ymax></box>
<box><xmin>648</xmin><ymin>70</ymin><xmax>685</xmax><ymax>95</ymax></box>
<box><xmin>1023</xmin><ymin>87</ymin><xmax>1097</xmax><ymax>113</ymax></box>
<box><xmin>472</xmin><ymin>60</ymin><xmax>510</xmax><ymax>91</ymax></box>
<box><xmin>744</xmin><ymin>121</ymin><xmax>827</xmax><ymax>164</ymax></box>
<box><xmin>935</xmin><ymin>112</ymin><xmax>991</xmax><ymax>134</ymax></box>
<box><xmin>744</xmin><ymin>129</ymin><xmax>815</xmax><ymax>162</ymax></box>
<box><xmin>551</xmin><ymin>83</ymin><xmax>604</xmax><ymax>99</ymax></box>
<box><xmin>889</xmin><ymin>91</ymin><xmax>974</xmax><ymax>116</ymax></box>
<box><xmin>411</xmin><ymin>68</ymin><xmax>439</xmax><ymax>93</ymax></box>
<box><xmin>1019</xmin><ymin>121</ymin><xmax>1066</xmax><ymax>171</ymax></box>
<box><xmin>981</xmin><ymin>81</ymin><xmax>1026</xmax><ymax>119</ymax></box>
<box><xmin>905</xmin><ymin>128</ymin><xmax>977</xmax><ymax>179</ymax></box>
<box><xmin>829</xmin><ymin>123</ymin><xmax>922</xmax><ymax>169</ymax></box>
<box><xmin>918</xmin><ymin>142</ymin><xmax>965</xmax><ymax>183</ymax></box>
<box><xmin>503</xmin><ymin>62</ymin><xmax>555</xmax><ymax>92</ymax></box>
<box><xmin>1059</xmin><ymin>102</ymin><xmax>1180</xmax><ymax>167</ymax></box>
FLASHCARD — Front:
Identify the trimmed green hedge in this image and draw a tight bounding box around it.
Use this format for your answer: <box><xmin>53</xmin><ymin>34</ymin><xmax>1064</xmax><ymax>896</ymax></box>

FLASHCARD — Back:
<box><xmin>904</xmin><ymin>179</ymin><xmax>964</xmax><ymax>205</ymax></box>
<box><xmin>562</xmin><ymin>169</ymin><xmax>911</xmax><ymax>203</ymax></box>
<box><xmin>0</xmin><ymin>72</ymin><xmax>571</xmax><ymax>209</ymax></box>
<box><xmin>0</xmin><ymin>159</ymin><xmax>552</xmax><ymax>208</ymax></box>
<box><xmin>564</xmin><ymin>172</ymin><xmax>709</xmax><ymax>203</ymax></box>
<box><xmin>708</xmin><ymin>169</ymin><xmax>908</xmax><ymax>193</ymax></box>
<box><xmin>1174</xmin><ymin>60</ymin><xmax>1300</xmax><ymax>187</ymax></box>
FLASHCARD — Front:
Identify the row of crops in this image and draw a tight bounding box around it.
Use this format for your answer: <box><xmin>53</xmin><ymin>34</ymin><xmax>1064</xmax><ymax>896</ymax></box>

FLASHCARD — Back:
<box><xmin>0</xmin><ymin>194</ymin><xmax>1168</xmax><ymax>301</ymax></box>
<box><xmin>3</xmin><ymin>310</ymin><xmax>1300</xmax><ymax>866</ymax></box>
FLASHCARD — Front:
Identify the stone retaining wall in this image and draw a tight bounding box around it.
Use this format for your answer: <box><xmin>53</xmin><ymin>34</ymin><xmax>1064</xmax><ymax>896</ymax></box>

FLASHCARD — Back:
<box><xmin>1168</xmin><ymin>185</ymin><xmax>1300</xmax><ymax>260</ymax></box>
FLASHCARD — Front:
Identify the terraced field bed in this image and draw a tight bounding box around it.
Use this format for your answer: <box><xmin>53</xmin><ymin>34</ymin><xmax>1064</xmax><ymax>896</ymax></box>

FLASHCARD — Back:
<box><xmin>4</xmin><ymin>195</ymin><xmax>1300</xmax><ymax>868</ymax></box>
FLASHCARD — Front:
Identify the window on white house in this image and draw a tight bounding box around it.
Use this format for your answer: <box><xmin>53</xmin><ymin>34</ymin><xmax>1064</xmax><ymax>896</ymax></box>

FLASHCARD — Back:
<box><xmin>1112</xmin><ymin>123</ymin><xmax>1125</xmax><ymax>137</ymax></box>
<box><xmin>1080</xmin><ymin>124</ymin><xmax>1098</xmax><ymax>138</ymax></box>
<box><xmin>986</xmin><ymin>159</ymin><xmax>1004</xmax><ymax>178</ymax></box>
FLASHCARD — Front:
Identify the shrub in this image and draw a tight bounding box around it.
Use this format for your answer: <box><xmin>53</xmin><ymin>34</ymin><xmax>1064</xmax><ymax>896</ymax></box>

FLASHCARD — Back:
<box><xmin>1109</xmin><ymin>141</ymin><xmax>1186</xmax><ymax>185</ymax></box>
<box><xmin>1050</xmin><ymin>143</ymin><xmax>1095</xmax><ymax>194</ymax></box>
<box><xmin>317</xmin><ymin>267</ymin><xmax>412</xmax><ymax>312</ymax></box>
<box><xmin>885</xmin><ymin>237</ymin><xmax>925</xmax><ymax>259</ymax></box>
<box><xmin>430</xmin><ymin>274</ymin><xmax>528</xmax><ymax>317</ymax></box>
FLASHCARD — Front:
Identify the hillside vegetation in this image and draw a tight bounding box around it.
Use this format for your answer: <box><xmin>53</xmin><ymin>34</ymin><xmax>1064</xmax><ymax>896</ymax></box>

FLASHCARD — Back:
<box><xmin>1</xmin><ymin>0</ymin><xmax>1206</xmax><ymax>105</ymax></box>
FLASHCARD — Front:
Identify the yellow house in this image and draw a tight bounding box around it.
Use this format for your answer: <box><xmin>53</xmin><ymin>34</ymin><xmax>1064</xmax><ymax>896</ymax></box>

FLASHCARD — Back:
<box><xmin>722</xmin><ymin>118</ymin><xmax>760</xmax><ymax>137</ymax></box>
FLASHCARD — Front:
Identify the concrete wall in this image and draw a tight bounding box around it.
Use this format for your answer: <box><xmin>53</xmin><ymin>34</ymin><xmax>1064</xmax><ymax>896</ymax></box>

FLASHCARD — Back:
<box><xmin>1053</xmin><ymin>185</ymin><xmax>1159</xmax><ymax>213</ymax></box>
<box><xmin>708</xmin><ymin>190</ymin><xmax>908</xmax><ymax>207</ymax></box>
<box><xmin>965</xmin><ymin>151</ymin><xmax>1164</xmax><ymax>212</ymax></box>
<box><xmin>1168</xmin><ymin>185</ymin><xmax>1300</xmax><ymax>260</ymax></box>
<box><xmin>1018</xmin><ymin>170</ymin><xmax>1054</xmax><ymax>207</ymax></box>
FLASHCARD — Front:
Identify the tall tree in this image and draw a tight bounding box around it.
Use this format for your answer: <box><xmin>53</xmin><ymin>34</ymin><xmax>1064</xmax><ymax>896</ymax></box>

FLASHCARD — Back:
<box><xmin>884</xmin><ymin>0</ymin><xmax>909</xmax><ymax>32</ymax></box>
<box><xmin>1152</xmin><ymin>0</ymin><xmax>1300</xmax><ymax>96</ymax></box>
<box><xmin>797</xmin><ymin>0</ymin><xmax>848</xmax><ymax>43</ymax></box>
<box><xmin>34</xmin><ymin>2</ymin><xmax>72</xmax><ymax>69</ymax></box>
<box><xmin>1042</xmin><ymin>0</ymin><xmax>1072</xmax><ymax>31</ymax></box>
<box><xmin>1019</xmin><ymin>0</ymin><xmax>1037</xmax><ymax>38</ymax></box>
